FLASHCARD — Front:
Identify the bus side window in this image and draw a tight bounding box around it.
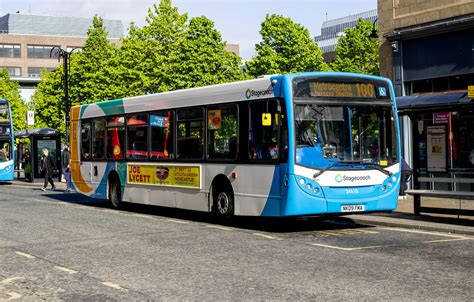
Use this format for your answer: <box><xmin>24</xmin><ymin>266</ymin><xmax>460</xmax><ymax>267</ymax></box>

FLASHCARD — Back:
<box><xmin>176</xmin><ymin>108</ymin><xmax>204</xmax><ymax>160</ymax></box>
<box><xmin>126</xmin><ymin>114</ymin><xmax>149</xmax><ymax>160</ymax></box>
<box><xmin>106</xmin><ymin>116</ymin><xmax>125</xmax><ymax>160</ymax></box>
<box><xmin>81</xmin><ymin>121</ymin><xmax>91</xmax><ymax>160</ymax></box>
<box><xmin>207</xmin><ymin>104</ymin><xmax>238</xmax><ymax>160</ymax></box>
<box><xmin>150</xmin><ymin>110</ymin><xmax>174</xmax><ymax>160</ymax></box>
<box><xmin>92</xmin><ymin>118</ymin><xmax>105</xmax><ymax>160</ymax></box>
<box><xmin>249</xmin><ymin>100</ymin><xmax>279</xmax><ymax>161</ymax></box>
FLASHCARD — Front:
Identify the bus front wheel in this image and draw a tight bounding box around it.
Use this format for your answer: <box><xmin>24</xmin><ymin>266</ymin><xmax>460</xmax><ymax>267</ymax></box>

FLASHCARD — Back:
<box><xmin>213</xmin><ymin>186</ymin><xmax>234</xmax><ymax>223</ymax></box>
<box><xmin>109</xmin><ymin>178</ymin><xmax>122</xmax><ymax>208</ymax></box>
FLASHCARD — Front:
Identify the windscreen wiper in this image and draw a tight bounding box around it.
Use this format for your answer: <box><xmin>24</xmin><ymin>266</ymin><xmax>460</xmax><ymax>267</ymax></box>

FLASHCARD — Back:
<box><xmin>363</xmin><ymin>163</ymin><xmax>393</xmax><ymax>176</ymax></box>
<box><xmin>313</xmin><ymin>161</ymin><xmax>362</xmax><ymax>178</ymax></box>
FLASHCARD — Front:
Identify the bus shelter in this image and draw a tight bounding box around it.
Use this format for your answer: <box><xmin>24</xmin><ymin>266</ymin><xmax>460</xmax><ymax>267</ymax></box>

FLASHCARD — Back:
<box><xmin>396</xmin><ymin>93</ymin><xmax>474</xmax><ymax>215</ymax></box>
<box><xmin>15</xmin><ymin>128</ymin><xmax>61</xmax><ymax>182</ymax></box>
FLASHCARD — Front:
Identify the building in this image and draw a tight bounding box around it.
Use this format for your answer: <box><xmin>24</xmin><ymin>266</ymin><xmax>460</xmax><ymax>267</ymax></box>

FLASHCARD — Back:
<box><xmin>0</xmin><ymin>13</ymin><xmax>124</xmax><ymax>103</ymax></box>
<box><xmin>378</xmin><ymin>1</ymin><xmax>474</xmax><ymax>205</ymax></box>
<box><xmin>315</xmin><ymin>9</ymin><xmax>377</xmax><ymax>61</ymax></box>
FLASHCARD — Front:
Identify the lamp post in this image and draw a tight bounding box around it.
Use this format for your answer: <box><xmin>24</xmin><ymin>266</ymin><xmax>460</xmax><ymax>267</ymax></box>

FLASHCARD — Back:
<box><xmin>50</xmin><ymin>46</ymin><xmax>76</xmax><ymax>144</ymax></box>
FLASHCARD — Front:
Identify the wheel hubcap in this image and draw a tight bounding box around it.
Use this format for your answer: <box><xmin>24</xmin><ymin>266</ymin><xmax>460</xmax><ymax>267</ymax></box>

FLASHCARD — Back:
<box><xmin>217</xmin><ymin>192</ymin><xmax>229</xmax><ymax>214</ymax></box>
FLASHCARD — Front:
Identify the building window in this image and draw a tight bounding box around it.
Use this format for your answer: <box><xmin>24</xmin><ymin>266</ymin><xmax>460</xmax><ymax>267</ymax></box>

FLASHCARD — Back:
<box><xmin>27</xmin><ymin>45</ymin><xmax>59</xmax><ymax>59</ymax></box>
<box><xmin>0</xmin><ymin>44</ymin><xmax>20</xmax><ymax>58</ymax></box>
<box><xmin>0</xmin><ymin>67</ymin><xmax>21</xmax><ymax>77</ymax></box>
<box><xmin>27</xmin><ymin>67</ymin><xmax>55</xmax><ymax>78</ymax></box>
<box><xmin>67</xmin><ymin>46</ymin><xmax>82</xmax><ymax>53</ymax></box>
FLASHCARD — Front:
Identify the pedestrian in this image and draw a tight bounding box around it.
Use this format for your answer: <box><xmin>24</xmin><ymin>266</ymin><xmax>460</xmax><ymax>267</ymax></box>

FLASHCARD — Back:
<box><xmin>40</xmin><ymin>148</ymin><xmax>56</xmax><ymax>191</ymax></box>
<box><xmin>61</xmin><ymin>143</ymin><xmax>72</xmax><ymax>192</ymax></box>
<box><xmin>22</xmin><ymin>148</ymin><xmax>32</xmax><ymax>182</ymax></box>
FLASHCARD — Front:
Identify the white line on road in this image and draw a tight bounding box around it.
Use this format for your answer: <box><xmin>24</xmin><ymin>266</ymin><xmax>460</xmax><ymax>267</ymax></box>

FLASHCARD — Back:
<box><xmin>14</xmin><ymin>251</ymin><xmax>36</xmax><ymax>259</ymax></box>
<box><xmin>423</xmin><ymin>238</ymin><xmax>472</xmax><ymax>244</ymax></box>
<box><xmin>252</xmin><ymin>233</ymin><xmax>282</xmax><ymax>240</ymax></box>
<box><xmin>206</xmin><ymin>225</ymin><xmax>233</xmax><ymax>231</ymax></box>
<box><xmin>379</xmin><ymin>227</ymin><xmax>471</xmax><ymax>239</ymax></box>
<box><xmin>5</xmin><ymin>292</ymin><xmax>22</xmax><ymax>300</ymax></box>
<box><xmin>311</xmin><ymin>243</ymin><xmax>388</xmax><ymax>251</ymax></box>
<box><xmin>102</xmin><ymin>282</ymin><xmax>129</xmax><ymax>292</ymax></box>
<box><xmin>54</xmin><ymin>266</ymin><xmax>78</xmax><ymax>274</ymax></box>
<box><xmin>0</xmin><ymin>277</ymin><xmax>25</xmax><ymax>285</ymax></box>
<box><xmin>167</xmin><ymin>219</ymin><xmax>189</xmax><ymax>224</ymax></box>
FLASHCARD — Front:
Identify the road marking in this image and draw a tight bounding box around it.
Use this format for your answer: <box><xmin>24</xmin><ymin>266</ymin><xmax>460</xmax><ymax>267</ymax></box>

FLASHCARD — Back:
<box><xmin>54</xmin><ymin>266</ymin><xmax>78</xmax><ymax>274</ymax></box>
<box><xmin>423</xmin><ymin>238</ymin><xmax>472</xmax><ymax>244</ymax></box>
<box><xmin>310</xmin><ymin>228</ymin><xmax>379</xmax><ymax>238</ymax></box>
<box><xmin>5</xmin><ymin>292</ymin><xmax>22</xmax><ymax>300</ymax></box>
<box><xmin>311</xmin><ymin>243</ymin><xmax>387</xmax><ymax>251</ymax></box>
<box><xmin>167</xmin><ymin>219</ymin><xmax>188</xmax><ymax>224</ymax></box>
<box><xmin>379</xmin><ymin>227</ymin><xmax>470</xmax><ymax>239</ymax></box>
<box><xmin>131</xmin><ymin>213</ymin><xmax>154</xmax><ymax>219</ymax></box>
<box><xmin>102</xmin><ymin>282</ymin><xmax>129</xmax><ymax>292</ymax></box>
<box><xmin>14</xmin><ymin>251</ymin><xmax>36</xmax><ymax>259</ymax></box>
<box><xmin>252</xmin><ymin>233</ymin><xmax>282</xmax><ymax>240</ymax></box>
<box><xmin>0</xmin><ymin>277</ymin><xmax>25</xmax><ymax>285</ymax></box>
<box><xmin>206</xmin><ymin>225</ymin><xmax>232</xmax><ymax>231</ymax></box>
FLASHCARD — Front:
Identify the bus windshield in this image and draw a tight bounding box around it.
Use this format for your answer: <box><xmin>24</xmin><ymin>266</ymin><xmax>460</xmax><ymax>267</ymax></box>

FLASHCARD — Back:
<box><xmin>295</xmin><ymin>103</ymin><xmax>398</xmax><ymax>169</ymax></box>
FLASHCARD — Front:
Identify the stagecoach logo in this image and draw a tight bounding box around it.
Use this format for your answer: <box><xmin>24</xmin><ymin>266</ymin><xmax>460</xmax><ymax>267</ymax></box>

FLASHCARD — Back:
<box><xmin>335</xmin><ymin>174</ymin><xmax>371</xmax><ymax>183</ymax></box>
<box><xmin>245</xmin><ymin>88</ymin><xmax>273</xmax><ymax>99</ymax></box>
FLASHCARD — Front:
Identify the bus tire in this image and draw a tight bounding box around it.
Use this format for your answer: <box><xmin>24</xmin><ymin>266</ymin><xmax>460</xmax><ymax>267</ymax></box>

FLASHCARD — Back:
<box><xmin>109</xmin><ymin>177</ymin><xmax>122</xmax><ymax>208</ymax></box>
<box><xmin>213</xmin><ymin>184</ymin><xmax>234</xmax><ymax>223</ymax></box>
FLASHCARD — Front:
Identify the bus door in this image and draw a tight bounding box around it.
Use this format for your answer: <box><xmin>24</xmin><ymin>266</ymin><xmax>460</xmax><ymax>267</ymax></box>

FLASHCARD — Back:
<box><xmin>79</xmin><ymin>121</ymin><xmax>93</xmax><ymax>184</ymax></box>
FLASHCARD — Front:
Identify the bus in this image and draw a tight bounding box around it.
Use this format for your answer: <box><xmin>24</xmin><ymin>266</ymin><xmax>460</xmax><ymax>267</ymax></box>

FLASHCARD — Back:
<box><xmin>70</xmin><ymin>72</ymin><xmax>401</xmax><ymax>219</ymax></box>
<box><xmin>0</xmin><ymin>98</ymin><xmax>14</xmax><ymax>181</ymax></box>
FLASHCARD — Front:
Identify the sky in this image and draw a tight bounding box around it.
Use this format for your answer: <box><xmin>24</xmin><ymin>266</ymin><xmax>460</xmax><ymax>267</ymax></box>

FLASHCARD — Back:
<box><xmin>0</xmin><ymin>0</ymin><xmax>376</xmax><ymax>60</ymax></box>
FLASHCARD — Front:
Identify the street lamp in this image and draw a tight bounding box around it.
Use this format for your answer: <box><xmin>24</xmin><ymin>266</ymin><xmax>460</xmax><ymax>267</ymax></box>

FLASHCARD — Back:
<box><xmin>50</xmin><ymin>46</ymin><xmax>77</xmax><ymax>144</ymax></box>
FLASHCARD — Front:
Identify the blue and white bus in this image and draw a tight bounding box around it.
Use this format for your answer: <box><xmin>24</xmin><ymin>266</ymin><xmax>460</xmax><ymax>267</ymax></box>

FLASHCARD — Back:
<box><xmin>70</xmin><ymin>72</ymin><xmax>401</xmax><ymax>219</ymax></box>
<box><xmin>0</xmin><ymin>98</ymin><xmax>14</xmax><ymax>181</ymax></box>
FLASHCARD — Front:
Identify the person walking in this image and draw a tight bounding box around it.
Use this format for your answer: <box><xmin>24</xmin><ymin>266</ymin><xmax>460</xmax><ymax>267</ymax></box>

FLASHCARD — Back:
<box><xmin>41</xmin><ymin>148</ymin><xmax>56</xmax><ymax>191</ymax></box>
<box><xmin>22</xmin><ymin>148</ymin><xmax>32</xmax><ymax>182</ymax></box>
<box><xmin>61</xmin><ymin>143</ymin><xmax>72</xmax><ymax>192</ymax></box>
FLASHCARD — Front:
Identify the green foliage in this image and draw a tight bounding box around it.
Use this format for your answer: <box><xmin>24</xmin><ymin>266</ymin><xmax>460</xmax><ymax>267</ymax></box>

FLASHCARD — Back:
<box><xmin>0</xmin><ymin>69</ymin><xmax>27</xmax><ymax>131</ymax></box>
<box><xmin>246</xmin><ymin>14</ymin><xmax>329</xmax><ymax>77</ymax></box>
<box><xmin>32</xmin><ymin>0</ymin><xmax>245</xmax><ymax>135</ymax></box>
<box><xmin>331</xmin><ymin>19</ymin><xmax>380</xmax><ymax>75</ymax></box>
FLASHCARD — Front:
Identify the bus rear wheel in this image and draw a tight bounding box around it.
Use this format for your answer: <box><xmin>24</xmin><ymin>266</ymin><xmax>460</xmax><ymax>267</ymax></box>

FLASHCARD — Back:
<box><xmin>213</xmin><ymin>186</ymin><xmax>234</xmax><ymax>223</ymax></box>
<box><xmin>109</xmin><ymin>178</ymin><xmax>122</xmax><ymax>208</ymax></box>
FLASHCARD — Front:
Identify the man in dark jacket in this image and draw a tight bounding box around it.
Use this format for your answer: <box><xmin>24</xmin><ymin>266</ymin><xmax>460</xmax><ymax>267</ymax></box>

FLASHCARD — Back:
<box><xmin>41</xmin><ymin>148</ymin><xmax>56</xmax><ymax>191</ymax></box>
<box><xmin>61</xmin><ymin>143</ymin><xmax>72</xmax><ymax>192</ymax></box>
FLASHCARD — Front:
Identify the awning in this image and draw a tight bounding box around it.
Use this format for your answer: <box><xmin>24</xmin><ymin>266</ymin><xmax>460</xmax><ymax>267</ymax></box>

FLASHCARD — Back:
<box><xmin>15</xmin><ymin>127</ymin><xmax>59</xmax><ymax>138</ymax></box>
<box><xmin>396</xmin><ymin>93</ymin><xmax>473</xmax><ymax>113</ymax></box>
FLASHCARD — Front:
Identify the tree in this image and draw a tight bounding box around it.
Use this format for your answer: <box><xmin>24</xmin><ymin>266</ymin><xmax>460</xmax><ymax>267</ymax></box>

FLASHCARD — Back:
<box><xmin>331</xmin><ymin>19</ymin><xmax>379</xmax><ymax>75</ymax></box>
<box><xmin>0</xmin><ymin>69</ymin><xmax>27</xmax><ymax>131</ymax></box>
<box><xmin>33</xmin><ymin>16</ymin><xmax>119</xmax><ymax>135</ymax></box>
<box><xmin>171</xmin><ymin>16</ymin><xmax>244</xmax><ymax>89</ymax></box>
<box><xmin>246</xmin><ymin>14</ymin><xmax>329</xmax><ymax>77</ymax></box>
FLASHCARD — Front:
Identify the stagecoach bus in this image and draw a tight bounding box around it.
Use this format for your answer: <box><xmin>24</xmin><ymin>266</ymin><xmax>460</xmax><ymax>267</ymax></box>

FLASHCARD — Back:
<box><xmin>70</xmin><ymin>72</ymin><xmax>401</xmax><ymax>219</ymax></box>
<box><xmin>0</xmin><ymin>98</ymin><xmax>14</xmax><ymax>181</ymax></box>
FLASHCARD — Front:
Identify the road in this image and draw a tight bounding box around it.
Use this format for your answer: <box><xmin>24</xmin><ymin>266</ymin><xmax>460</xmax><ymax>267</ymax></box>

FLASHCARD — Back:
<box><xmin>0</xmin><ymin>183</ymin><xmax>473</xmax><ymax>300</ymax></box>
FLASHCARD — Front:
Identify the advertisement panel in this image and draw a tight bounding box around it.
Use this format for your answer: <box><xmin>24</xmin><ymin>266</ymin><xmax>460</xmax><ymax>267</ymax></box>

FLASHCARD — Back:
<box><xmin>426</xmin><ymin>126</ymin><xmax>447</xmax><ymax>172</ymax></box>
<box><xmin>127</xmin><ymin>164</ymin><xmax>201</xmax><ymax>189</ymax></box>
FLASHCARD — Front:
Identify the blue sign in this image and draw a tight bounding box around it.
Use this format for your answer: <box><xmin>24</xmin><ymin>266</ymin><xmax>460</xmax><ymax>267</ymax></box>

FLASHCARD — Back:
<box><xmin>378</xmin><ymin>87</ymin><xmax>387</xmax><ymax>96</ymax></box>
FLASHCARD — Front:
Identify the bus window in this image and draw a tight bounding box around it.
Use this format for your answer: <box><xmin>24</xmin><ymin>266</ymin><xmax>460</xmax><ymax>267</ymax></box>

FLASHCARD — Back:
<box><xmin>81</xmin><ymin>121</ymin><xmax>91</xmax><ymax>160</ymax></box>
<box><xmin>92</xmin><ymin>118</ymin><xmax>105</xmax><ymax>160</ymax></box>
<box><xmin>106</xmin><ymin>116</ymin><xmax>125</xmax><ymax>159</ymax></box>
<box><xmin>127</xmin><ymin>114</ymin><xmax>149</xmax><ymax>159</ymax></box>
<box><xmin>177</xmin><ymin>108</ymin><xmax>203</xmax><ymax>159</ymax></box>
<box><xmin>249</xmin><ymin>100</ymin><xmax>279</xmax><ymax>160</ymax></box>
<box><xmin>207</xmin><ymin>104</ymin><xmax>238</xmax><ymax>160</ymax></box>
<box><xmin>150</xmin><ymin>111</ymin><xmax>174</xmax><ymax>160</ymax></box>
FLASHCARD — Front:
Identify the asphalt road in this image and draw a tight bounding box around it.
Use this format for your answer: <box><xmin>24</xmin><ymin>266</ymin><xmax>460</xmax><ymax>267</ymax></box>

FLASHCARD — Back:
<box><xmin>0</xmin><ymin>183</ymin><xmax>473</xmax><ymax>301</ymax></box>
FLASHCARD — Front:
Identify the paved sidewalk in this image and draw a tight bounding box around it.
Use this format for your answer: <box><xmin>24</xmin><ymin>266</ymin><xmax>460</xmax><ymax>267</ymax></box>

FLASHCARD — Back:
<box><xmin>5</xmin><ymin>179</ymin><xmax>474</xmax><ymax>235</ymax></box>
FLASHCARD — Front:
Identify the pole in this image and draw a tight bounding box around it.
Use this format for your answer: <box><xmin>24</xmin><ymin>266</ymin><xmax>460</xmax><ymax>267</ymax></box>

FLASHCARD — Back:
<box><xmin>63</xmin><ymin>52</ymin><xmax>69</xmax><ymax>144</ymax></box>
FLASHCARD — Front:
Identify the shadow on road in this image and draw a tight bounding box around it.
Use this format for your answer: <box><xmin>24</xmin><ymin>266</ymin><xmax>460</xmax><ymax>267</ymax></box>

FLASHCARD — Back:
<box><xmin>43</xmin><ymin>192</ymin><xmax>375</xmax><ymax>233</ymax></box>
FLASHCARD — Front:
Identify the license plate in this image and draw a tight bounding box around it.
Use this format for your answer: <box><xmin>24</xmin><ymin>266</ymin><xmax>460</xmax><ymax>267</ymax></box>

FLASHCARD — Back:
<box><xmin>341</xmin><ymin>204</ymin><xmax>365</xmax><ymax>212</ymax></box>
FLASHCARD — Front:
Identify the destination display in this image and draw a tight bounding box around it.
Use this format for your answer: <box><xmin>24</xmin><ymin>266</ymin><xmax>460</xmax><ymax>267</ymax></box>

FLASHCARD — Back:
<box><xmin>310</xmin><ymin>82</ymin><xmax>377</xmax><ymax>98</ymax></box>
